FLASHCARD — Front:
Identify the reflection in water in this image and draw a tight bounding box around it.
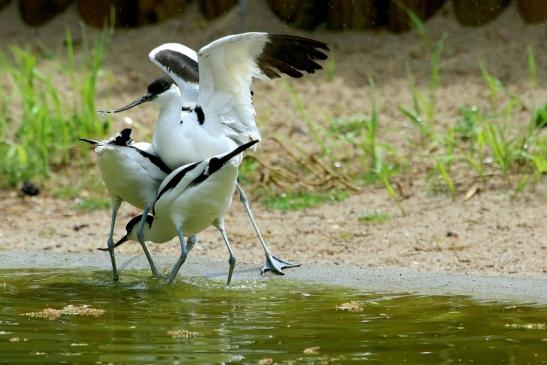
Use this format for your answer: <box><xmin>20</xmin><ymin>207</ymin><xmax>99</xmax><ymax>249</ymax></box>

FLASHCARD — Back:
<box><xmin>0</xmin><ymin>269</ymin><xmax>546</xmax><ymax>364</ymax></box>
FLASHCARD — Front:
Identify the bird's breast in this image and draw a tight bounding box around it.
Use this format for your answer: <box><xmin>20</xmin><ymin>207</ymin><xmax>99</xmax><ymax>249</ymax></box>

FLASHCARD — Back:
<box><xmin>96</xmin><ymin>147</ymin><xmax>161</xmax><ymax>208</ymax></box>
<box><xmin>167</xmin><ymin>166</ymin><xmax>238</xmax><ymax>235</ymax></box>
<box><xmin>153</xmin><ymin>121</ymin><xmax>238</xmax><ymax>169</ymax></box>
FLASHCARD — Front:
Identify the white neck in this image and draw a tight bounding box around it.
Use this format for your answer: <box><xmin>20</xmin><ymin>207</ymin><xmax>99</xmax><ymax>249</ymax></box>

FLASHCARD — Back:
<box><xmin>152</xmin><ymin>94</ymin><xmax>183</xmax><ymax>146</ymax></box>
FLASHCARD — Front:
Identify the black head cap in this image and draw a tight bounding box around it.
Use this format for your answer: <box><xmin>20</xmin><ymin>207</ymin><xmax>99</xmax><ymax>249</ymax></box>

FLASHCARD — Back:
<box><xmin>105</xmin><ymin>128</ymin><xmax>133</xmax><ymax>146</ymax></box>
<box><xmin>115</xmin><ymin>128</ymin><xmax>132</xmax><ymax>146</ymax></box>
<box><xmin>125</xmin><ymin>214</ymin><xmax>154</xmax><ymax>233</ymax></box>
<box><xmin>147</xmin><ymin>77</ymin><xmax>174</xmax><ymax>96</ymax></box>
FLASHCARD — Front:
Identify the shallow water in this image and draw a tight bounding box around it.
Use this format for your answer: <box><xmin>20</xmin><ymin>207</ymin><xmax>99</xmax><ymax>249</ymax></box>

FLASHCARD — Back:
<box><xmin>0</xmin><ymin>269</ymin><xmax>546</xmax><ymax>364</ymax></box>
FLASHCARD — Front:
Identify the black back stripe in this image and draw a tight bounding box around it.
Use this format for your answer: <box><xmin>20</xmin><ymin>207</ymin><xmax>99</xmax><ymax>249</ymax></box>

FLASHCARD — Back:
<box><xmin>189</xmin><ymin>158</ymin><xmax>220</xmax><ymax>186</ymax></box>
<box><xmin>195</xmin><ymin>106</ymin><xmax>205</xmax><ymax>125</ymax></box>
<box><xmin>188</xmin><ymin>140</ymin><xmax>259</xmax><ymax>188</ymax></box>
<box><xmin>153</xmin><ymin>161</ymin><xmax>201</xmax><ymax>213</ymax></box>
<box><xmin>153</xmin><ymin>141</ymin><xmax>259</xmax><ymax>212</ymax></box>
<box><xmin>130</xmin><ymin>146</ymin><xmax>172</xmax><ymax>175</ymax></box>
<box><xmin>257</xmin><ymin>34</ymin><xmax>328</xmax><ymax>79</ymax></box>
<box><xmin>155</xmin><ymin>49</ymin><xmax>199</xmax><ymax>84</ymax></box>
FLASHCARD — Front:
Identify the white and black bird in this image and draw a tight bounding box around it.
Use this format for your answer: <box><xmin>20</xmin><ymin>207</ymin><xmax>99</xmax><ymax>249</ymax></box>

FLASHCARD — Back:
<box><xmin>80</xmin><ymin>128</ymin><xmax>173</xmax><ymax>280</ymax></box>
<box><xmin>101</xmin><ymin>32</ymin><xmax>329</xmax><ymax>274</ymax></box>
<box><xmin>103</xmin><ymin>139</ymin><xmax>259</xmax><ymax>285</ymax></box>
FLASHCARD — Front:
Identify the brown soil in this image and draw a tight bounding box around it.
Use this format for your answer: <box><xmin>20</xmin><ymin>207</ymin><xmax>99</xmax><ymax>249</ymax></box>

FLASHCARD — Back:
<box><xmin>0</xmin><ymin>1</ymin><xmax>546</xmax><ymax>278</ymax></box>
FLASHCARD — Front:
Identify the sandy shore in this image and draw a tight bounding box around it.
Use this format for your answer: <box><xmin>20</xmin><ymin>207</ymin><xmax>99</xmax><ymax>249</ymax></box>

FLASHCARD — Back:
<box><xmin>0</xmin><ymin>1</ymin><xmax>545</xmax><ymax>278</ymax></box>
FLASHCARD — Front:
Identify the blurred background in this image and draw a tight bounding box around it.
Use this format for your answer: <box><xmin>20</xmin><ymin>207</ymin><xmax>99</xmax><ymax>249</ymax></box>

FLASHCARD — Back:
<box><xmin>0</xmin><ymin>0</ymin><xmax>545</xmax><ymax>277</ymax></box>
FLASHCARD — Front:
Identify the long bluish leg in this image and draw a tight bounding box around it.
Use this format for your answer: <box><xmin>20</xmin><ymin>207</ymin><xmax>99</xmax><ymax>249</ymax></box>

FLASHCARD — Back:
<box><xmin>136</xmin><ymin>205</ymin><xmax>160</xmax><ymax>278</ymax></box>
<box><xmin>107</xmin><ymin>196</ymin><xmax>121</xmax><ymax>281</ymax></box>
<box><xmin>166</xmin><ymin>228</ymin><xmax>196</xmax><ymax>284</ymax></box>
<box><xmin>236</xmin><ymin>183</ymin><xmax>300</xmax><ymax>274</ymax></box>
<box><xmin>214</xmin><ymin>218</ymin><xmax>236</xmax><ymax>286</ymax></box>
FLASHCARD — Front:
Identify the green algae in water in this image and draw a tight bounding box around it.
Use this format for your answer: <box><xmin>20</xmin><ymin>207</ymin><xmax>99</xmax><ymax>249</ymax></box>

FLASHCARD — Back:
<box><xmin>0</xmin><ymin>269</ymin><xmax>546</xmax><ymax>364</ymax></box>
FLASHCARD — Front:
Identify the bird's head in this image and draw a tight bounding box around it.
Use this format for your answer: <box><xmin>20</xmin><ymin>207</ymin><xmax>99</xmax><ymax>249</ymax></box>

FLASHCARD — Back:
<box><xmin>80</xmin><ymin>128</ymin><xmax>133</xmax><ymax>147</ymax></box>
<box><xmin>97</xmin><ymin>77</ymin><xmax>180</xmax><ymax>114</ymax></box>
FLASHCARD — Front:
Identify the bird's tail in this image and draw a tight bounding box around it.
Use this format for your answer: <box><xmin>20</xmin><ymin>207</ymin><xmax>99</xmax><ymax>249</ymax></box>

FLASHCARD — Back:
<box><xmin>224</xmin><ymin>139</ymin><xmax>258</xmax><ymax>161</ymax></box>
<box><xmin>208</xmin><ymin>139</ymin><xmax>259</xmax><ymax>175</ymax></box>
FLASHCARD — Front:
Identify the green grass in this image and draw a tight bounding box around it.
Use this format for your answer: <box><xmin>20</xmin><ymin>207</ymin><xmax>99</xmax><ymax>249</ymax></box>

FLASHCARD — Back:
<box><xmin>359</xmin><ymin>82</ymin><xmax>405</xmax><ymax>213</ymax></box>
<box><xmin>265</xmin><ymin>37</ymin><xmax>546</xmax><ymax>211</ymax></box>
<box><xmin>73</xmin><ymin>197</ymin><xmax>111</xmax><ymax>211</ymax></box>
<box><xmin>479</xmin><ymin>62</ymin><xmax>503</xmax><ymax>108</ymax></box>
<box><xmin>398</xmin><ymin>8</ymin><xmax>445</xmax><ymax>144</ymax></box>
<box><xmin>1</xmin><ymin>14</ymin><xmax>543</xmax><ymax>217</ymax></box>
<box><xmin>430</xmin><ymin>96</ymin><xmax>546</xmax><ymax>195</ymax></box>
<box><xmin>263</xmin><ymin>190</ymin><xmax>350</xmax><ymax>211</ymax></box>
<box><xmin>283</xmin><ymin>81</ymin><xmax>334</xmax><ymax>160</ymax></box>
<box><xmin>358</xmin><ymin>211</ymin><xmax>391</xmax><ymax>224</ymax></box>
<box><xmin>527</xmin><ymin>45</ymin><xmax>537</xmax><ymax>87</ymax></box>
<box><xmin>266</xmin><ymin>19</ymin><xmax>545</xmax><ymax>208</ymax></box>
<box><xmin>281</xmin><ymin>78</ymin><xmax>406</xmax><ymax>212</ymax></box>
<box><xmin>455</xmin><ymin>106</ymin><xmax>481</xmax><ymax>142</ymax></box>
<box><xmin>324</xmin><ymin>56</ymin><xmax>336</xmax><ymax>82</ymax></box>
<box><xmin>532</xmin><ymin>104</ymin><xmax>547</xmax><ymax>129</ymax></box>
<box><xmin>237</xmin><ymin>158</ymin><xmax>258</xmax><ymax>185</ymax></box>
<box><xmin>0</xmin><ymin>27</ymin><xmax>112</xmax><ymax>187</ymax></box>
<box><xmin>51</xmin><ymin>171</ymin><xmax>105</xmax><ymax>199</ymax></box>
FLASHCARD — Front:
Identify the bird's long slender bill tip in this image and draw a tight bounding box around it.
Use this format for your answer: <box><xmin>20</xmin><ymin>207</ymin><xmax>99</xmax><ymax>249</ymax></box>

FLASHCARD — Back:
<box><xmin>98</xmin><ymin>94</ymin><xmax>155</xmax><ymax>115</ymax></box>
<box><xmin>79</xmin><ymin>138</ymin><xmax>98</xmax><ymax>145</ymax></box>
<box><xmin>97</xmin><ymin>110</ymin><xmax>114</xmax><ymax>118</ymax></box>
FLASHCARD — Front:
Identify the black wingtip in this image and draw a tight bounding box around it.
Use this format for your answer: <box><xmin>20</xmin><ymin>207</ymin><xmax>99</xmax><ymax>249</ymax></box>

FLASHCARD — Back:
<box><xmin>216</xmin><ymin>139</ymin><xmax>259</xmax><ymax>166</ymax></box>
<box><xmin>236</xmin><ymin>139</ymin><xmax>260</xmax><ymax>153</ymax></box>
<box><xmin>189</xmin><ymin>139</ymin><xmax>260</xmax><ymax>186</ymax></box>
<box><xmin>258</xmin><ymin>34</ymin><xmax>329</xmax><ymax>79</ymax></box>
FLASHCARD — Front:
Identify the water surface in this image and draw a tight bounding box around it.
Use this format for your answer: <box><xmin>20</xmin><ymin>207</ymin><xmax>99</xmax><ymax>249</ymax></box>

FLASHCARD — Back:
<box><xmin>0</xmin><ymin>269</ymin><xmax>546</xmax><ymax>364</ymax></box>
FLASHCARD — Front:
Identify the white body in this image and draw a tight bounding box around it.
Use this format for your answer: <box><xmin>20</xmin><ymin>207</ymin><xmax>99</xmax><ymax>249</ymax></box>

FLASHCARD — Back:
<box><xmin>129</xmin><ymin>156</ymin><xmax>241</xmax><ymax>243</ymax></box>
<box><xmin>150</xmin><ymin>33</ymin><xmax>274</xmax><ymax>169</ymax></box>
<box><xmin>102</xmin><ymin>33</ymin><xmax>326</xmax><ymax>276</ymax></box>
<box><xmin>151</xmin><ymin>88</ymin><xmax>238</xmax><ymax>169</ymax></box>
<box><xmin>150</xmin><ymin>33</ymin><xmax>327</xmax><ymax>170</ymax></box>
<box><xmin>96</xmin><ymin>142</ymin><xmax>167</xmax><ymax>209</ymax></box>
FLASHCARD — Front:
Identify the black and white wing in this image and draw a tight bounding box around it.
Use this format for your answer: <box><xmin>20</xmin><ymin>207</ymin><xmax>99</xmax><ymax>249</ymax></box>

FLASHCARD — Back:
<box><xmin>153</xmin><ymin>160</ymin><xmax>206</xmax><ymax>214</ymax></box>
<box><xmin>149</xmin><ymin>43</ymin><xmax>200</xmax><ymax>105</ymax></box>
<box><xmin>152</xmin><ymin>140</ymin><xmax>259</xmax><ymax>213</ymax></box>
<box><xmin>130</xmin><ymin>142</ymin><xmax>172</xmax><ymax>178</ymax></box>
<box><xmin>197</xmin><ymin>32</ymin><xmax>329</xmax><ymax>143</ymax></box>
